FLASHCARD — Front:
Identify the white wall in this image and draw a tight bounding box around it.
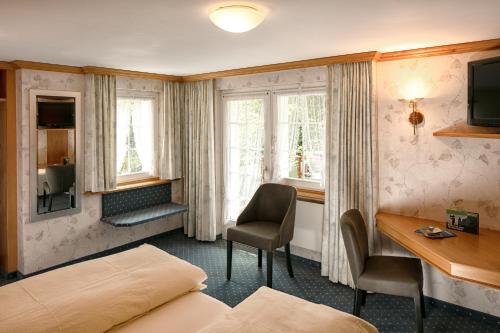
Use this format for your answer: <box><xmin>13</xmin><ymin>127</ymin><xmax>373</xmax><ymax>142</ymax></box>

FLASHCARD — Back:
<box><xmin>290</xmin><ymin>201</ymin><xmax>323</xmax><ymax>261</ymax></box>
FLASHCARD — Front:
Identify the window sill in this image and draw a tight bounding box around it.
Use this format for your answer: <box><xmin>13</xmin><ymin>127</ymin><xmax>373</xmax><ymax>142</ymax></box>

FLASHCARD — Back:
<box><xmin>296</xmin><ymin>187</ymin><xmax>325</xmax><ymax>204</ymax></box>
<box><xmin>85</xmin><ymin>177</ymin><xmax>178</xmax><ymax>195</ymax></box>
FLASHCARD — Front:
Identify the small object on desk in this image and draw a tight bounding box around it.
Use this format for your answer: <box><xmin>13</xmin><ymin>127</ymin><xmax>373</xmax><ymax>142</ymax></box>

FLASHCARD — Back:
<box><xmin>446</xmin><ymin>209</ymin><xmax>479</xmax><ymax>234</ymax></box>
<box><xmin>415</xmin><ymin>226</ymin><xmax>456</xmax><ymax>239</ymax></box>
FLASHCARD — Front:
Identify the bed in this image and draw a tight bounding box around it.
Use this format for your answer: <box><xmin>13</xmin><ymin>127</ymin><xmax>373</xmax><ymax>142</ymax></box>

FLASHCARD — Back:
<box><xmin>0</xmin><ymin>244</ymin><xmax>378</xmax><ymax>333</ymax></box>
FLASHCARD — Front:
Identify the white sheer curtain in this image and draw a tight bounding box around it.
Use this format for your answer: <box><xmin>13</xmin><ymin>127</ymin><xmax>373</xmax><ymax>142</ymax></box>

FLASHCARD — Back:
<box><xmin>84</xmin><ymin>74</ymin><xmax>117</xmax><ymax>192</ymax></box>
<box><xmin>131</xmin><ymin>98</ymin><xmax>153</xmax><ymax>174</ymax></box>
<box><xmin>223</xmin><ymin>97</ymin><xmax>265</xmax><ymax>224</ymax></box>
<box><xmin>273</xmin><ymin>92</ymin><xmax>325</xmax><ymax>183</ymax></box>
<box><xmin>273</xmin><ymin>94</ymin><xmax>300</xmax><ymax>180</ymax></box>
<box><xmin>321</xmin><ymin>61</ymin><xmax>379</xmax><ymax>287</ymax></box>
<box><xmin>302</xmin><ymin>93</ymin><xmax>326</xmax><ymax>184</ymax></box>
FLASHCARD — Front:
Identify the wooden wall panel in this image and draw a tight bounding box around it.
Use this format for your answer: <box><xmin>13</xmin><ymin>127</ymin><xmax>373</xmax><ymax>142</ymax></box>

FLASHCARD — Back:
<box><xmin>0</xmin><ymin>72</ymin><xmax>5</xmax><ymax>98</ymax></box>
<box><xmin>46</xmin><ymin>129</ymin><xmax>69</xmax><ymax>165</ymax></box>
<box><xmin>0</xmin><ymin>69</ymin><xmax>17</xmax><ymax>274</ymax></box>
<box><xmin>0</xmin><ymin>92</ymin><xmax>7</xmax><ymax>273</ymax></box>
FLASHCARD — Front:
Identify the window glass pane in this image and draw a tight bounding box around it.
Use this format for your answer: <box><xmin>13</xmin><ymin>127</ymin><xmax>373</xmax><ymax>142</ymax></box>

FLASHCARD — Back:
<box><xmin>225</xmin><ymin>98</ymin><xmax>265</xmax><ymax>223</ymax></box>
<box><xmin>276</xmin><ymin>92</ymin><xmax>325</xmax><ymax>182</ymax></box>
<box><xmin>116</xmin><ymin>96</ymin><xmax>155</xmax><ymax>177</ymax></box>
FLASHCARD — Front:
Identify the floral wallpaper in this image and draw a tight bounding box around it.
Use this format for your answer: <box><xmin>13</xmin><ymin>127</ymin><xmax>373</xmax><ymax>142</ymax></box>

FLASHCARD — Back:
<box><xmin>377</xmin><ymin>49</ymin><xmax>500</xmax><ymax>316</ymax></box>
<box><xmin>17</xmin><ymin>69</ymin><xmax>181</xmax><ymax>274</ymax></box>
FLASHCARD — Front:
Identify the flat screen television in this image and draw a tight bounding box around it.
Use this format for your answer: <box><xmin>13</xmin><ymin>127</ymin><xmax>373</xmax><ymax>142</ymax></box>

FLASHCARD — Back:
<box><xmin>37</xmin><ymin>96</ymin><xmax>75</xmax><ymax>128</ymax></box>
<box><xmin>468</xmin><ymin>56</ymin><xmax>500</xmax><ymax>127</ymax></box>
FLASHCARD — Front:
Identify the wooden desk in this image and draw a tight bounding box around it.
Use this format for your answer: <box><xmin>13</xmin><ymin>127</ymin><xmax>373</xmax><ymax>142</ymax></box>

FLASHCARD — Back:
<box><xmin>376</xmin><ymin>212</ymin><xmax>500</xmax><ymax>289</ymax></box>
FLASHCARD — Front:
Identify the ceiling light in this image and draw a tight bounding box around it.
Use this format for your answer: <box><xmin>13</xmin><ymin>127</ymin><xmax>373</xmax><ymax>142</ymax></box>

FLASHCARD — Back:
<box><xmin>209</xmin><ymin>4</ymin><xmax>265</xmax><ymax>33</ymax></box>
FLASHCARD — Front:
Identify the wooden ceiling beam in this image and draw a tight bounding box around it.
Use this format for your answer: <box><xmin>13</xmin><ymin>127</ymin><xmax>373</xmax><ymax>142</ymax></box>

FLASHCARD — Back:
<box><xmin>11</xmin><ymin>60</ymin><xmax>84</xmax><ymax>74</ymax></box>
<box><xmin>181</xmin><ymin>51</ymin><xmax>380</xmax><ymax>81</ymax></box>
<box><xmin>379</xmin><ymin>38</ymin><xmax>500</xmax><ymax>62</ymax></box>
<box><xmin>82</xmin><ymin>66</ymin><xmax>182</xmax><ymax>81</ymax></box>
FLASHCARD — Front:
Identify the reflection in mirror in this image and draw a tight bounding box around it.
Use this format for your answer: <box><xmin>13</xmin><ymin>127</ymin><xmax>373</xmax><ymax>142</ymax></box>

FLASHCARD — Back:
<box><xmin>36</xmin><ymin>96</ymin><xmax>76</xmax><ymax>214</ymax></box>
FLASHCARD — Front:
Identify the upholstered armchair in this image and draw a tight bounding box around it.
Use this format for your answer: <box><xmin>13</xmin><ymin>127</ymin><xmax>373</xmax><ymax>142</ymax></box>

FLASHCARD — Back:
<box><xmin>226</xmin><ymin>183</ymin><xmax>297</xmax><ymax>288</ymax></box>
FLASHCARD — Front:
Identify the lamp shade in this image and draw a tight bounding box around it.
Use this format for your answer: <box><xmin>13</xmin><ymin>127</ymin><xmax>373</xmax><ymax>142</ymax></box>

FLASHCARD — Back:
<box><xmin>209</xmin><ymin>5</ymin><xmax>265</xmax><ymax>33</ymax></box>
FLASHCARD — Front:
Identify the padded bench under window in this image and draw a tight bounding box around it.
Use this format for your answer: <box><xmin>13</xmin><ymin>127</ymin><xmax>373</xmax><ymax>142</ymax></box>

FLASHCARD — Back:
<box><xmin>101</xmin><ymin>183</ymin><xmax>187</xmax><ymax>227</ymax></box>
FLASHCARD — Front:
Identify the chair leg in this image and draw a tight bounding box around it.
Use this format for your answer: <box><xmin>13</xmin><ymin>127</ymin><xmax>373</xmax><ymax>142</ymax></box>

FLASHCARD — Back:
<box><xmin>227</xmin><ymin>241</ymin><xmax>233</xmax><ymax>280</ymax></box>
<box><xmin>353</xmin><ymin>288</ymin><xmax>363</xmax><ymax>317</ymax></box>
<box><xmin>420</xmin><ymin>290</ymin><xmax>426</xmax><ymax>319</ymax></box>
<box><xmin>48</xmin><ymin>195</ymin><xmax>53</xmax><ymax>212</ymax></box>
<box><xmin>414</xmin><ymin>293</ymin><xmax>424</xmax><ymax>333</ymax></box>
<box><xmin>285</xmin><ymin>243</ymin><xmax>294</xmax><ymax>278</ymax></box>
<box><xmin>361</xmin><ymin>290</ymin><xmax>367</xmax><ymax>306</ymax></box>
<box><xmin>43</xmin><ymin>190</ymin><xmax>46</xmax><ymax>207</ymax></box>
<box><xmin>266</xmin><ymin>250</ymin><xmax>273</xmax><ymax>288</ymax></box>
<box><xmin>258</xmin><ymin>249</ymin><xmax>262</xmax><ymax>268</ymax></box>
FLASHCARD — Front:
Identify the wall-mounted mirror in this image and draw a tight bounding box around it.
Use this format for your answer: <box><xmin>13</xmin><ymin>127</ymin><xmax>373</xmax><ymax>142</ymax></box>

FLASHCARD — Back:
<box><xmin>30</xmin><ymin>90</ymin><xmax>82</xmax><ymax>221</ymax></box>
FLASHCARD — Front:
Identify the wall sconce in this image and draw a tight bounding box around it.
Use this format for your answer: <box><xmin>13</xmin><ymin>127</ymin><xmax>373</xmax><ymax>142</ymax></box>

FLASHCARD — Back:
<box><xmin>398</xmin><ymin>98</ymin><xmax>424</xmax><ymax>135</ymax></box>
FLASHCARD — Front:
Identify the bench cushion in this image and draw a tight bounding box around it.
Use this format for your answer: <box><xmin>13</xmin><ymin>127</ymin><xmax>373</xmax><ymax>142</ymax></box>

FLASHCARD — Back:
<box><xmin>101</xmin><ymin>202</ymin><xmax>188</xmax><ymax>227</ymax></box>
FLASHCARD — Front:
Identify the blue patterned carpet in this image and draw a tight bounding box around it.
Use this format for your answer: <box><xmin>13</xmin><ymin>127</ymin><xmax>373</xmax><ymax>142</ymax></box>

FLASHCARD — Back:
<box><xmin>147</xmin><ymin>230</ymin><xmax>500</xmax><ymax>333</ymax></box>
<box><xmin>2</xmin><ymin>229</ymin><xmax>499</xmax><ymax>332</ymax></box>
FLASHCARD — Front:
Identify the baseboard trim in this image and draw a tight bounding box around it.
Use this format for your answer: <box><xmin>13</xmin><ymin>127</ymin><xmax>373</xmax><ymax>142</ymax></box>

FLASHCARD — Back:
<box><xmin>0</xmin><ymin>269</ymin><xmax>19</xmax><ymax>280</ymax></box>
<box><xmin>276</xmin><ymin>244</ymin><xmax>321</xmax><ymax>262</ymax></box>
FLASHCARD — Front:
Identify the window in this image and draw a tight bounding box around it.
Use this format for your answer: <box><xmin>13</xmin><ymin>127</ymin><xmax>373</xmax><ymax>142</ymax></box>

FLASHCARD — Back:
<box><xmin>116</xmin><ymin>91</ymin><xmax>158</xmax><ymax>183</ymax></box>
<box><xmin>222</xmin><ymin>87</ymin><xmax>325</xmax><ymax>224</ymax></box>
<box><xmin>275</xmin><ymin>91</ymin><xmax>326</xmax><ymax>183</ymax></box>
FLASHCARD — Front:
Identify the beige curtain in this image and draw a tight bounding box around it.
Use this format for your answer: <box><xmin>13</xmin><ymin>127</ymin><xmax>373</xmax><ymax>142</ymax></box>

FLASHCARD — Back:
<box><xmin>84</xmin><ymin>74</ymin><xmax>117</xmax><ymax>192</ymax></box>
<box><xmin>159</xmin><ymin>81</ymin><xmax>184</xmax><ymax>180</ymax></box>
<box><xmin>321</xmin><ymin>61</ymin><xmax>379</xmax><ymax>287</ymax></box>
<box><xmin>183</xmin><ymin>80</ymin><xmax>217</xmax><ymax>241</ymax></box>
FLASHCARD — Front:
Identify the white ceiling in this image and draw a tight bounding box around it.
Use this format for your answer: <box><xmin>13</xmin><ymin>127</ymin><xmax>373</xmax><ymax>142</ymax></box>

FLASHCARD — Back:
<box><xmin>0</xmin><ymin>0</ymin><xmax>499</xmax><ymax>75</ymax></box>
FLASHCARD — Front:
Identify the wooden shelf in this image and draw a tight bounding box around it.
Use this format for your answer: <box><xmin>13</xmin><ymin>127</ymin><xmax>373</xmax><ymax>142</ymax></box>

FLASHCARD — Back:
<box><xmin>433</xmin><ymin>122</ymin><xmax>500</xmax><ymax>139</ymax></box>
<box><xmin>296</xmin><ymin>188</ymin><xmax>325</xmax><ymax>204</ymax></box>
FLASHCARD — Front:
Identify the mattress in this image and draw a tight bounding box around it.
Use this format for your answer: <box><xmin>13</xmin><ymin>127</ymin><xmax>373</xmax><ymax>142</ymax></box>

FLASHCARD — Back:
<box><xmin>110</xmin><ymin>292</ymin><xmax>231</xmax><ymax>333</ymax></box>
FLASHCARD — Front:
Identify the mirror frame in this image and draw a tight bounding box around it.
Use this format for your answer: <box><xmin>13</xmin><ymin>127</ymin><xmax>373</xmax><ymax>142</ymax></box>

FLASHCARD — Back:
<box><xmin>29</xmin><ymin>89</ymin><xmax>82</xmax><ymax>222</ymax></box>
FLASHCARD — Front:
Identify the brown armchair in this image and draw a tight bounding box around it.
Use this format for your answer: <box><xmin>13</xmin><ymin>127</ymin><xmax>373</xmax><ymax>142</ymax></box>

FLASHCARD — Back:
<box><xmin>226</xmin><ymin>183</ymin><xmax>297</xmax><ymax>288</ymax></box>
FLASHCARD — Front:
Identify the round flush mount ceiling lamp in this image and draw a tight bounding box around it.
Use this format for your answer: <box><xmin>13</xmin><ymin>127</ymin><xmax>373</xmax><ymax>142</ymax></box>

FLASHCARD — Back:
<box><xmin>209</xmin><ymin>4</ymin><xmax>265</xmax><ymax>33</ymax></box>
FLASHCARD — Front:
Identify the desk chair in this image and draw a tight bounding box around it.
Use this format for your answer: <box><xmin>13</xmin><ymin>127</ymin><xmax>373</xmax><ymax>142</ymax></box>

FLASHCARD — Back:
<box><xmin>341</xmin><ymin>209</ymin><xmax>425</xmax><ymax>333</ymax></box>
<box><xmin>43</xmin><ymin>164</ymin><xmax>75</xmax><ymax>211</ymax></box>
<box><xmin>226</xmin><ymin>183</ymin><xmax>297</xmax><ymax>288</ymax></box>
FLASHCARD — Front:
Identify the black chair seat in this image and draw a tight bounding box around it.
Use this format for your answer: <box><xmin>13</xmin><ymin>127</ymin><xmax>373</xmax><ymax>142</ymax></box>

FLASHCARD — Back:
<box><xmin>359</xmin><ymin>256</ymin><xmax>423</xmax><ymax>298</ymax></box>
<box><xmin>227</xmin><ymin>221</ymin><xmax>280</xmax><ymax>252</ymax></box>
